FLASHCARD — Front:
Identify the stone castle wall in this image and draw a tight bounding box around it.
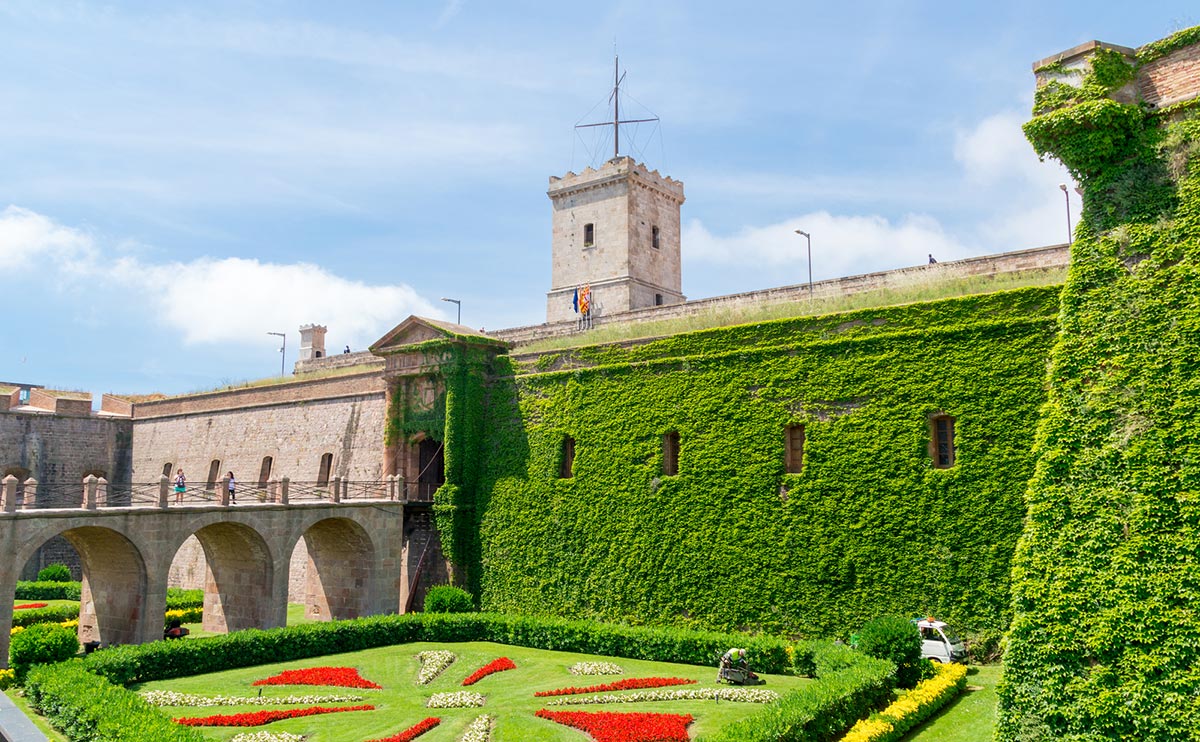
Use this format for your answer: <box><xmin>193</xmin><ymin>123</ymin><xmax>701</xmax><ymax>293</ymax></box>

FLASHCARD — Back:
<box><xmin>0</xmin><ymin>411</ymin><xmax>133</xmax><ymax>503</ymax></box>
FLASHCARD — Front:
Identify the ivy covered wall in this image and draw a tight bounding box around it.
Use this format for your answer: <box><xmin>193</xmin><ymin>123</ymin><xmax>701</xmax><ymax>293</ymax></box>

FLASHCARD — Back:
<box><xmin>998</xmin><ymin>28</ymin><xmax>1200</xmax><ymax>740</ymax></box>
<box><xmin>470</xmin><ymin>288</ymin><xmax>1060</xmax><ymax>644</ymax></box>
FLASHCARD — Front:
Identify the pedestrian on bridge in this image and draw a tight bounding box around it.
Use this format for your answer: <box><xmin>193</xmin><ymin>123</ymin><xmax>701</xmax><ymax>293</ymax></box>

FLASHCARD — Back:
<box><xmin>227</xmin><ymin>471</ymin><xmax>237</xmax><ymax>504</ymax></box>
<box><xmin>174</xmin><ymin>468</ymin><xmax>186</xmax><ymax>505</ymax></box>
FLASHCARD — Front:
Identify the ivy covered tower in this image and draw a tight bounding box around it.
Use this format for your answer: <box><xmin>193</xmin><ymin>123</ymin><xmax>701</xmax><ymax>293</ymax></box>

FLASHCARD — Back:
<box><xmin>546</xmin><ymin>157</ymin><xmax>685</xmax><ymax>324</ymax></box>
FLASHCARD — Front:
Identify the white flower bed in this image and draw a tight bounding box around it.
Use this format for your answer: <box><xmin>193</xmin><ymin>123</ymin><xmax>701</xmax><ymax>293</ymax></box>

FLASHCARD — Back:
<box><xmin>567</xmin><ymin>661</ymin><xmax>623</xmax><ymax>676</ymax></box>
<box><xmin>458</xmin><ymin>713</ymin><xmax>495</xmax><ymax>742</ymax></box>
<box><xmin>140</xmin><ymin>690</ymin><xmax>365</xmax><ymax>707</ymax></box>
<box><xmin>416</xmin><ymin>650</ymin><xmax>458</xmax><ymax>684</ymax></box>
<box><xmin>427</xmin><ymin>691</ymin><xmax>486</xmax><ymax>708</ymax></box>
<box><xmin>547</xmin><ymin>687</ymin><xmax>779</xmax><ymax>705</ymax></box>
<box><xmin>229</xmin><ymin>734</ymin><xmax>305</xmax><ymax>742</ymax></box>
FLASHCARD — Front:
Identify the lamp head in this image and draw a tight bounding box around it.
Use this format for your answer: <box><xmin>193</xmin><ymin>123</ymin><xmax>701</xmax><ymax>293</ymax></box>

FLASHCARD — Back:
<box><xmin>1058</xmin><ymin>183</ymin><xmax>1068</xmax><ymax>192</ymax></box>
<box><xmin>794</xmin><ymin>229</ymin><xmax>810</xmax><ymax>238</ymax></box>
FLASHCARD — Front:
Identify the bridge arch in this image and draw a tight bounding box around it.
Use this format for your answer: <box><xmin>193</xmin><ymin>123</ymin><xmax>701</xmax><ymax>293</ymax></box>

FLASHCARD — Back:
<box><xmin>17</xmin><ymin>525</ymin><xmax>149</xmax><ymax>648</ymax></box>
<box><xmin>187</xmin><ymin>522</ymin><xmax>277</xmax><ymax>633</ymax></box>
<box><xmin>292</xmin><ymin>517</ymin><xmax>377</xmax><ymax>622</ymax></box>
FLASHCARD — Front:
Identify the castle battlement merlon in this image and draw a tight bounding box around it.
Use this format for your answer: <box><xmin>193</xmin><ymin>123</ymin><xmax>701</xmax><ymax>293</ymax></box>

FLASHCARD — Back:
<box><xmin>548</xmin><ymin>156</ymin><xmax>684</xmax><ymax>203</ymax></box>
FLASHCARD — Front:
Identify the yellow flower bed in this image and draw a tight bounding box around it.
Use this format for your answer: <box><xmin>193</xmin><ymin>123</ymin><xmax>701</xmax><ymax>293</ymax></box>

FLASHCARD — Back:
<box><xmin>840</xmin><ymin>662</ymin><xmax>969</xmax><ymax>742</ymax></box>
<box><xmin>0</xmin><ymin>668</ymin><xmax>14</xmax><ymax>690</ymax></box>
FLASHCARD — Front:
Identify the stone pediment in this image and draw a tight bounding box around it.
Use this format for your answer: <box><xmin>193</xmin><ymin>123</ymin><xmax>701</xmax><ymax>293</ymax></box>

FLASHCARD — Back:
<box><xmin>369</xmin><ymin>316</ymin><xmax>506</xmax><ymax>355</ymax></box>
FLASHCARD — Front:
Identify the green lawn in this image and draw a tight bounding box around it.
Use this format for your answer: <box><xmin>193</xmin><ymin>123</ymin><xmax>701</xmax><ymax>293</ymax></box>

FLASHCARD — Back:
<box><xmin>138</xmin><ymin>640</ymin><xmax>808</xmax><ymax>741</ymax></box>
<box><xmin>902</xmin><ymin>665</ymin><xmax>1002</xmax><ymax>742</ymax></box>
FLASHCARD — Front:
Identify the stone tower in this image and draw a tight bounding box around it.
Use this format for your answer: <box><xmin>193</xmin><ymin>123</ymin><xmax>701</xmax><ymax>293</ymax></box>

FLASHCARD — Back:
<box><xmin>546</xmin><ymin>156</ymin><xmax>686</xmax><ymax>324</ymax></box>
<box><xmin>298</xmin><ymin>324</ymin><xmax>327</xmax><ymax>361</ymax></box>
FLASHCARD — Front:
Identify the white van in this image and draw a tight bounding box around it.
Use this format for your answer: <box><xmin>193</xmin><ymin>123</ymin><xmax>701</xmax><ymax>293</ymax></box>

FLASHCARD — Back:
<box><xmin>916</xmin><ymin>618</ymin><xmax>967</xmax><ymax>664</ymax></box>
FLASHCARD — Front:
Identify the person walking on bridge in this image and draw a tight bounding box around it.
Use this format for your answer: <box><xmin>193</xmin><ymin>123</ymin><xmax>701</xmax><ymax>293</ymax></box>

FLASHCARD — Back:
<box><xmin>174</xmin><ymin>468</ymin><xmax>186</xmax><ymax>505</ymax></box>
<box><xmin>227</xmin><ymin>471</ymin><xmax>237</xmax><ymax>504</ymax></box>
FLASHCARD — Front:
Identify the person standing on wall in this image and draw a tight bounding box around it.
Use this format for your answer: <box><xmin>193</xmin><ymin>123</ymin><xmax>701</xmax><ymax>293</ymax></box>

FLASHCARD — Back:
<box><xmin>227</xmin><ymin>471</ymin><xmax>237</xmax><ymax>504</ymax></box>
<box><xmin>174</xmin><ymin>468</ymin><xmax>186</xmax><ymax>505</ymax></box>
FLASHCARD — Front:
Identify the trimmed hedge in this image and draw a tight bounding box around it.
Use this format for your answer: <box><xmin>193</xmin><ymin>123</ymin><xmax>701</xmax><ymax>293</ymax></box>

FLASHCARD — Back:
<box><xmin>81</xmin><ymin>612</ymin><xmax>791</xmax><ymax>686</ymax></box>
<box><xmin>699</xmin><ymin>641</ymin><xmax>894</xmax><ymax>742</ymax></box>
<box><xmin>36</xmin><ymin>565</ymin><xmax>71</xmax><ymax>583</ymax></box>
<box><xmin>165</xmin><ymin>588</ymin><xmax>204</xmax><ymax>611</ymax></box>
<box><xmin>9</xmin><ymin>622</ymin><xmax>78</xmax><ymax>681</ymax></box>
<box><xmin>24</xmin><ymin>661</ymin><xmax>205</xmax><ymax>742</ymax></box>
<box><xmin>841</xmin><ymin>662</ymin><xmax>968</xmax><ymax>742</ymax></box>
<box><xmin>14</xmin><ymin>581</ymin><xmax>81</xmax><ymax>601</ymax></box>
<box><xmin>856</xmin><ymin>616</ymin><xmax>924</xmax><ymax>689</ymax></box>
<box><xmin>12</xmin><ymin>603</ymin><xmax>80</xmax><ymax>628</ymax></box>
<box><xmin>423</xmin><ymin>585</ymin><xmax>475</xmax><ymax>613</ymax></box>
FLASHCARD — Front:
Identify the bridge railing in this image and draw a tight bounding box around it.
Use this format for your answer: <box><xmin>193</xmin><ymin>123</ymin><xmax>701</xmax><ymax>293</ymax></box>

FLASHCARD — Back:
<box><xmin>0</xmin><ymin>474</ymin><xmax>440</xmax><ymax>511</ymax></box>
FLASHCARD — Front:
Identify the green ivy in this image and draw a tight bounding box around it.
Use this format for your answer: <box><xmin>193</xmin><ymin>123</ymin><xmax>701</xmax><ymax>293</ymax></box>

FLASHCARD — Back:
<box><xmin>998</xmin><ymin>29</ymin><xmax>1200</xmax><ymax>741</ymax></box>
<box><xmin>473</xmin><ymin>288</ymin><xmax>1060</xmax><ymax>644</ymax></box>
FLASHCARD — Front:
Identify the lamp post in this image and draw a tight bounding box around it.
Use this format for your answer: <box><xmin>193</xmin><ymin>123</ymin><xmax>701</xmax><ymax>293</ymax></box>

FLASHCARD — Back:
<box><xmin>267</xmin><ymin>332</ymin><xmax>286</xmax><ymax>377</ymax></box>
<box><xmin>794</xmin><ymin>229</ymin><xmax>813</xmax><ymax>300</ymax></box>
<box><xmin>1059</xmin><ymin>183</ymin><xmax>1073</xmax><ymax>244</ymax></box>
<box><xmin>441</xmin><ymin>297</ymin><xmax>461</xmax><ymax>325</ymax></box>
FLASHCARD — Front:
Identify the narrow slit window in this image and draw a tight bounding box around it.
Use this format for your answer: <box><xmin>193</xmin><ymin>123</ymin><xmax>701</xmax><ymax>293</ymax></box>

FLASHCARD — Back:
<box><xmin>559</xmin><ymin>435</ymin><xmax>576</xmax><ymax>479</ymax></box>
<box><xmin>583</xmin><ymin>223</ymin><xmax>595</xmax><ymax>247</ymax></box>
<box><xmin>785</xmin><ymin>424</ymin><xmax>805</xmax><ymax>473</ymax></box>
<box><xmin>317</xmin><ymin>452</ymin><xmax>333</xmax><ymax>486</ymax></box>
<box><xmin>652</xmin><ymin>225</ymin><xmax>660</xmax><ymax>249</ymax></box>
<box><xmin>258</xmin><ymin>456</ymin><xmax>273</xmax><ymax>488</ymax></box>
<box><xmin>931</xmin><ymin>415</ymin><xmax>956</xmax><ymax>468</ymax></box>
<box><xmin>206</xmin><ymin>459</ymin><xmax>221</xmax><ymax>491</ymax></box>
<box><xmin>662</xmin><ymin>431</ymin><xmax>680</xmax><ymax>476</ymax></box>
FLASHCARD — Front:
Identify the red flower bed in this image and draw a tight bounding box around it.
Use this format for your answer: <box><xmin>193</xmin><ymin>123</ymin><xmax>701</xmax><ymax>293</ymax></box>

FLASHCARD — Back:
<box><xmin>462</xmin><ymin>657</ymin><xmax>516</xmax><ymax>686</ymax></box>
<box><xmin>13</xmin><ymin>603</ymin><xmax>48</xmax><ymax>610</ymax></box>
<box><xmin>535</xmin><ymin>676</ymin><xmax>697</xmax><ymax>697</ymax></box>
<box><xmin>252</xmin><ymin>667</ymin><xmax>382</xmax><ymax>689</ymax></box>
<box><xmin>177</xmin><ymin>705</ymin><xmax>375</xmax><ymax>727</ymax></box>
<box><xmin>535</xmin><ymin>710</ymin><xmax>693</xmax><ymax>742</ymax></box>
<box><xmin>365</xmin><ymin>717</ymin><xmax>441</xmax><ymax>742</ymax></box>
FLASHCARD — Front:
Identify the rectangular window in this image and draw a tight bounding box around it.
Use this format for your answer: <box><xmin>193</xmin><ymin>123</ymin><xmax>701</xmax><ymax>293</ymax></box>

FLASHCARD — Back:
<box><xmin>559</xmin><ymin>435</ymin><xmax>576</xmax><ymax>478</ymax></box>
<box><xmin>785</xmin><ymin>424</ymin><xmax>805</xmax><ymax>473</ymax></box>
<box><xmin>583</xmin><ymin>223</ymin><xmax>595</xmax><ymax>247</ymax></box>
<box><xmin>655</xmin><ymin>293</ymin><xmax>664</xmax><ymax>306</ymax></box>
<box><xmin>317</xmin><ymin>452</ymin><xmax>333</xmax><ymax>487</ymax></box>
<box><xmin>662</xmin><ymin>431</ymin><xmax>680</xmax><ymax>476</ymax></box>
<box><xmin>932</xmin><ymin>415</ymin><xmax>956</xmax><ymax>468</ymax></box>
<box><xmin>652</xmin><ymin>225</ymin><xmax>660</xmax><ymax>249</ymax></box>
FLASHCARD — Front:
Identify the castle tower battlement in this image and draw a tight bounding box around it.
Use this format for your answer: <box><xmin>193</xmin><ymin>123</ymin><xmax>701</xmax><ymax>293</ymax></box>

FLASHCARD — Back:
<box><xmin>546</xmin><ymin>156</ymin><xmax>686</xmax><ymax>324</ymax></box>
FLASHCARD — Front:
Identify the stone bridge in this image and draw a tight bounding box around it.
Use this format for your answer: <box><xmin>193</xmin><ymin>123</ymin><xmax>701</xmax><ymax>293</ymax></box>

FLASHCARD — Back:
<box><xmin>0</xmin><ymin>496</ymin><xmax>406</xmax><ymax>668</ymax></box>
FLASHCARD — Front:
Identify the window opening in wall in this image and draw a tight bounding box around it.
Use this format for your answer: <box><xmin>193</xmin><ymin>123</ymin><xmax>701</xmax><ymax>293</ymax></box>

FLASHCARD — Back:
<box><xmin>652</xmin><ymin>225</ymin><xmax>660</xmax><ymax>249</ymax></box>
<box><xmin>162</xmin><ymin>463</ymin><xmax>173</xmax><ymax>479</ymax></box>
<box><xmin>930</xmin><ymin>415</ymin><xmax>956</xmax><ymax>468</ymax></box>
<box><xmin>662</xmin><ymin>431</ymin><xmax>680</xmax><ymax>476</ymax></box>
<box><xmin>583</xmin><ymin>223</ymin><xmax>595</xmax><ymax>247</ymax></box>
<box><xmin>655</xmin><ymin>293</ymin><xmax>664</xmax><ymax>306</ymax></box>
<box><xmin>559</xmin><ymin>435</ymin><xmax>576</xmax><ymax>479</ymax></box>
<box><xmin>785</xmin><ymin>424</ymin><xmax>805</xmax><ymax>473</ymax></box>
<box><xmin>206</xmin><ymin>460</ymin><xmax>221</xmax><ymax>491</ymax></box>
<box><xmin>258</xmin><ymin>456</ymin><xmax>273</xmax><ymax>488</ymax></box>
<box><xmin>317</xmin><ymin>453</ymin><xmax>333</xmax><ymax>487</ymax></box>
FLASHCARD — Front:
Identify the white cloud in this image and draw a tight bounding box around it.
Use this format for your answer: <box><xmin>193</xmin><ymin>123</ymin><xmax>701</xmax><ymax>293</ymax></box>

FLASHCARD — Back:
<box><xmin>5</xmin><ymin>204</ymin><xmax>441</xmax><ymax>350</ymax></box>
<box><xmin>954</xmin><ymin>111</ymin><xmax>1057</xmax><ymax>186</ymax></box>
<box><xmin>0</xmin><ymin>205</ymin><xmax>96</xmax><ymax>271</ymax></box>
<box><xmin>684</xmin><ymin>212</ymin><xmax>969</xmax><ymax>281</ymax></box>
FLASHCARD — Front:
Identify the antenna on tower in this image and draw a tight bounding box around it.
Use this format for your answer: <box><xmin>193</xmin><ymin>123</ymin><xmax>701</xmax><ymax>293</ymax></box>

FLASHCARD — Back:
<box><xmin>575</xmin><ymin>55</ymin><xmax>659</xmax><ymax>161</ymax></box>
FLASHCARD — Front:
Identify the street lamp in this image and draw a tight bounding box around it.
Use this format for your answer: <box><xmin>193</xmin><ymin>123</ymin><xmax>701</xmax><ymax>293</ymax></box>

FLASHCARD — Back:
<box><xmin>267</xmin><ymin>332</ymin><xmax>286</xmax><ymax>377</ymax></box>
<box><xmin>441</xmin><ymin>297</ymin><xmax>461</xmax><ymax>325</ymax></box>
<box><xmin>1059</xmin><ymin>183</ymin><xmax>1073</xmax><ymax>244</ymax></box>
<box><xmin>794</xmin><ymin>230</ymin><xmax>813</xmax><ymax>300</ymax></box>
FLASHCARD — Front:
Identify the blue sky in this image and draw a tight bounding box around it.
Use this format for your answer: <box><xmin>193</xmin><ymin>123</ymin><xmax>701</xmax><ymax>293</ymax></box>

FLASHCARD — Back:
<box><xmin>2</xmin><ymin>1</ymin><xmax>1194</xmax><ymax>398</ymax></box>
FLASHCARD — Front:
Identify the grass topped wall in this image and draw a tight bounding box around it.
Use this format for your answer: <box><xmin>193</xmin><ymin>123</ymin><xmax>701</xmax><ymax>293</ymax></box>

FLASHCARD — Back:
<box><xmin>471</xmin><ymin>287</ymin><xmax>1061</xmax><ymax>643</ymax></box>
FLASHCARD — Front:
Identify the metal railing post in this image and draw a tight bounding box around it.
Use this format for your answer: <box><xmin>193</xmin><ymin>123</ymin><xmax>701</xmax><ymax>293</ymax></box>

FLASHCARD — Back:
<box><xmin>23</xmin><ymin>477</ymin><xmax>37</xmax><ymax>509</ymax></box>
<box><xmin>279</xmin><ymin>477</ymin><xmax>289</xmax><ymax>505</ymax></box>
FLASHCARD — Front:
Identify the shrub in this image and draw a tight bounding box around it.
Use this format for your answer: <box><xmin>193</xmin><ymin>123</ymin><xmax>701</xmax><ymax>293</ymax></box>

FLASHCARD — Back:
<box><xmin>12</xmin><ymin>603</ymin><xmax>80</xmax><ymax>628</ymax></box>
<box><xmin>0</xmin><ymin>669</ymin><xmax>14</xmax><ymax>690</ymax></box>
<box><xmin>856</xmin><ymin>616</ymin><xmax>924</xmax><ymax>689</ymax></box>
<box><xmin>9</xmin><ymin>622</ymin><xmax>79</xmax><ymax>680</ymax></box>
<box><xmin>423</xmin><ymin>585</ymin><xmax>474</xmax><ymax>613</ymax></box>
<box><xmin>164</xmin><ymin>607</ymin><xmax>204</xmax><ymax>627</ymax></box>
<box><xmin>25</xmin><ymin>662</ymin><xmax>205</xmax><ymax>741</ymax></box>
<box><xmin>36</xmin><ymin>564</ymin><xmax>72</xmax><ymax>582</ymax></box>
<box><xmin>166</xmin><ymin>588</ymin><xmax>204</xmax><ymax>610</ymax></box>
<box><xmin>840</xmin><ymin>662</ymin><xmax>968</xmax><ymax>742</ymax></box>
<box><xmin>14</xmin><ymin>580</ymin><xmax>81</xmax><ymax>601</ymax></box>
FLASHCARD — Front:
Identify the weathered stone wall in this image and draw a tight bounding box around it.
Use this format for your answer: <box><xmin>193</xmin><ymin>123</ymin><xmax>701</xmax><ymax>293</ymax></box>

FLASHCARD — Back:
<box><xmin>131</xmin><ymin>372</ymin><xmax>386</xmax><ymax>485</ymax></box>
<box><xmin>1138</xmin><ymin>41</ymin><xmax>1200</xmax><ymax>109</ymax></box>
<box><xmin>0</xmin><ymin>411</ymin><xmax>133</xmax><ymax>504</ymax></box>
